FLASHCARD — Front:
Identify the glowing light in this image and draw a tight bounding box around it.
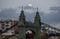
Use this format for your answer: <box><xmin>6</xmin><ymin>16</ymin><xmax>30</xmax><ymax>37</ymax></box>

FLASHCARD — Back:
<box><xmin>28</xmin><ymin>4</ymin><xmax>32</xmax><ymax>6</ymax></box>
<box><xmin>26</xmin><ymin>30</ymin><xmax>32</xmax><ymax>34</ymax></box>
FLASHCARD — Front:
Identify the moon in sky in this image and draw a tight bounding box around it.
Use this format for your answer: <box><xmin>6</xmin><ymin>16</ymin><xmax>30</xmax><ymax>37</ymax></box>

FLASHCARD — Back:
<box><xmin>28</xmin><ymin>4</ymin><xmax>32</xmax><ymax>6</ymax></box>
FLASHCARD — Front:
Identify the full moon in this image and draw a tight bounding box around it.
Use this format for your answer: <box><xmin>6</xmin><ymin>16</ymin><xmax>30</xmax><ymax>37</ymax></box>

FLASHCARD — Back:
<box><xmin>28</xmin><ymin>4</ymin><xmax>32</xmax><ymax>6</ymax></box>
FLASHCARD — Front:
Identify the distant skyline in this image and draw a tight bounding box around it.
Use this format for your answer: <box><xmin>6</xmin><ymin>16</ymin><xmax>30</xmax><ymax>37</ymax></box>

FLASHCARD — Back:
<box><xmin>0</xmin><ymin>0</ymin><xmax>60</xmax><ymax>29</ymax></box>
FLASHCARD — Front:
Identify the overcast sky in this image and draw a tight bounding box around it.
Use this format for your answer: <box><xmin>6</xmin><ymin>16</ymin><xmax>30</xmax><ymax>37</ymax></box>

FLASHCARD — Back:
<box><xmin>0</xmin><ymin>0</ymin><xmax>60</xmax><ymax>29</ymax></box>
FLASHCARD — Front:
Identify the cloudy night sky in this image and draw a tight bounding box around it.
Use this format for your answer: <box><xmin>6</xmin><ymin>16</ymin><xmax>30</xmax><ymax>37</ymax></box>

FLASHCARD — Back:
<box><xmin>0</xmin><ymin>0</ymin><xmax>60</xmax><ymax>29</ymax></box>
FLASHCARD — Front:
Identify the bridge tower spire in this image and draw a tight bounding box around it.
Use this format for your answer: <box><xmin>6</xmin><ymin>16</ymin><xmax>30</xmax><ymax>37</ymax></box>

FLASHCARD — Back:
<box><xmin>34</xmin><ymin>8</ymin><xmax>41</xmax><ymax>25</ymax></box>
<box><xmin>18</xmin><ymin>6</ymin><xmax>26</xmax><ymax>39</ymax></box>
<box><xmin>19</xmin><ymin>6</ymin><xmax>25</xmax><ymax>25</ymax></box>
<box><xmin>34</xmin><ymin>8</ymin><xmax>41</xmax><ymax>39</ymax></box>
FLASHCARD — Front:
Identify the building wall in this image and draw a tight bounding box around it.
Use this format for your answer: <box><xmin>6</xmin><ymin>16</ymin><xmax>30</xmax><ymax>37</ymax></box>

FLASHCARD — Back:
<box><xmin>0</xmin><ymin>19</ymin><xmax>18</xmax><ymax>39</ymax></box>
<box><xmin>9</xmin><ymin>36</ymin><xmax>18</xmax><ymax>39</ymax></box>
<box><xmin>2</xmin><ymin>28</ymin><xmax>15</xmax><ymax>35</ymax></box>
<box><xmin>48</xmin><ymin>36</ymin><xmax>60</xmax><ymax>39</ymax></box>
<box><xmin>14</xmin><ymin>25</ymin><xmax>19</xmax><ymax>34</ymax></box>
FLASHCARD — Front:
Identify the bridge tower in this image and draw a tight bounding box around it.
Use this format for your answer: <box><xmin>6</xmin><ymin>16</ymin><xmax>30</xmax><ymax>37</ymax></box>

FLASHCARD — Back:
<box><xmin>34</xmin><ymin>8</ymin><xmax>41</xmax><ymax>39</ymax></box>
<box><xmin>18</xmin><ymin>6</ymin><xmax>25</xmax><ymax>39</ymax></box>
<box><xmin>18</xmin><ymin>7</ymin><xmax>41</xmax><ymax>39</ymax></box>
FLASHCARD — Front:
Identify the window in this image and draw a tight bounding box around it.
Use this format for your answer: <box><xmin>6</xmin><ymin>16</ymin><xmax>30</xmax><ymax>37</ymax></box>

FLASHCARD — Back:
<box><xmin>0</xmin><ymin>29</ymin><xmax>2</xmax><ymax>33</ymax></box>
<box><xmin>6</xmin><ymin>22</ymin><xmax>9</xmax><ymax>24</ymax></box>
<box><xmin>6</xmin><ymin>25</ymin><xmax>9</xmax><ymax>27</ymax></box>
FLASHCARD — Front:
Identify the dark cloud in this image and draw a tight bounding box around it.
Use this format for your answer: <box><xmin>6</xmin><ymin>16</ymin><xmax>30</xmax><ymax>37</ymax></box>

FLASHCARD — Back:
<box><xmin>0</xmin><ymin>7</ymin><xmax>43</xmax><ymax>22</ymax></box>
<box><xmin>50</xmin><ymin>7</ymin><xmax>60</xmax><ymax>11</ymax></box>
<box><xmin>0</xmin><ymin>8</ymin><xmax>18</xmax><ymax>20</ymax></box>
<box><xmin>0</xmin><ymin>6</ymin><xmax>60</xmax><ymax>26</ymax></box>
<box><xmin>42</xmin><ymin>7</ymin><xmax>60</xmax><ymax>25</ymax></box>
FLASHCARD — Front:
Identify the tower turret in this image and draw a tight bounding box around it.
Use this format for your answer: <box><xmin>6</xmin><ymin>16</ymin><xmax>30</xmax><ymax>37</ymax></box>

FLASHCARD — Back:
<box><xmin>34</xmin><ymin>8</ymin><xmax>41</xmax><ymax>39</ymax></box>
<box><xmin>18</xmin><ymin>6</ymin><xmax>26</xmax><ymax>39</ymax></box>
<box><xmin>34</xmin><ymin>8</ymin><xmax>41</xmax><ymax>25</ymax></box>
<box><xmin>19</xmin><ymin>6</ymin><xmax>25</xmax><ymax>25</ymax></box>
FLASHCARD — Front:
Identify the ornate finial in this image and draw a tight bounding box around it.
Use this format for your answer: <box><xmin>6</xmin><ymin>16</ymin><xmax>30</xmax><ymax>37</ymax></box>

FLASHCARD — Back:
<box><xmin>21</xmin><ymin>6</ymin><xmax>23</xmax><ymax>11</ymax></box>
<box><xmin>37</xmin><ymin>8</ymin><xmax>38</xmax><ymax>12</ymax></box>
